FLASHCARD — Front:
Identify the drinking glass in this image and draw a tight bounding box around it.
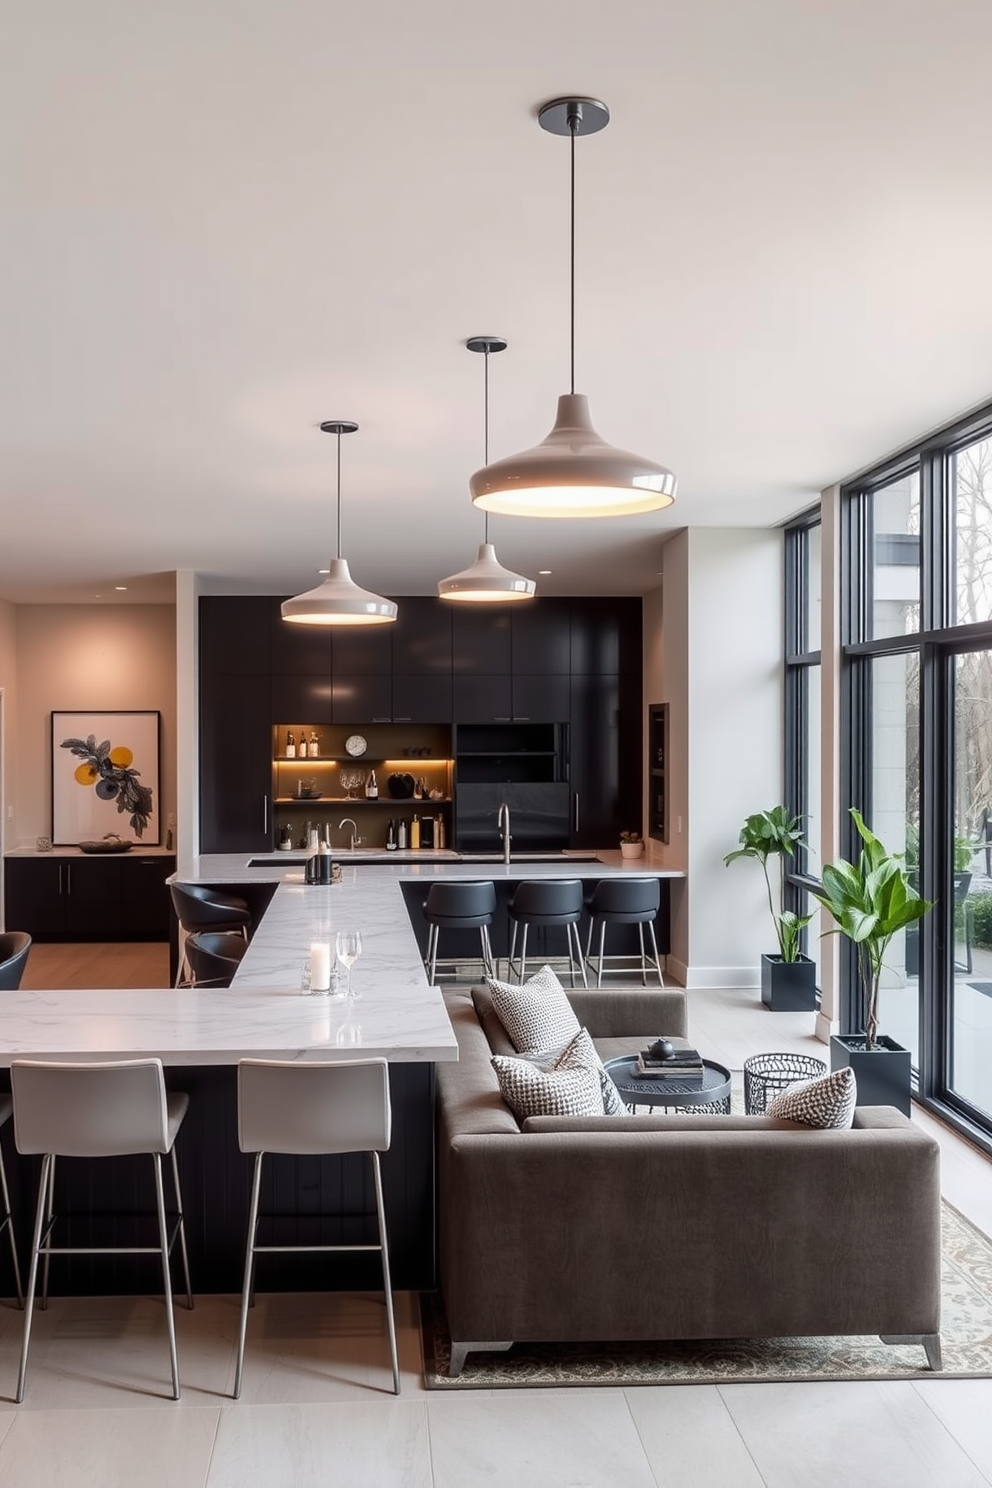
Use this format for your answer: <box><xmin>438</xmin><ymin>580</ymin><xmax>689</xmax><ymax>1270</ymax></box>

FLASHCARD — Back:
<box><xmin>336</xmin><ymin>930</ymin><xmax>363</xmax><ymax>999</ymax></box>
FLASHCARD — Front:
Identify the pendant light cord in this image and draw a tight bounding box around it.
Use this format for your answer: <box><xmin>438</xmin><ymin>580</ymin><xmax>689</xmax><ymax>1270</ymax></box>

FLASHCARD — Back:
<box><xmin>483</xmin><ymin>348</ymin><xmax>490</xmax><ymax>544</ymax></box>
<box><xmin>569</xmin><ymin>110</ymin><xmax>577</xmax><ymax>396</ymax></box>
<box><xmin>335</xmin><ymin>428</ymin><xmax>342</xmax><ymax>561</ymax></box>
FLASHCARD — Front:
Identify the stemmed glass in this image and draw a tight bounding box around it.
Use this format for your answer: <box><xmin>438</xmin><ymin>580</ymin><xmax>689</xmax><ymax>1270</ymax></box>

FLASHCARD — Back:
<box><xmin>335</xmin><ymin>930</ymin><xmax>363</xmax><ymax>999</ymax></box>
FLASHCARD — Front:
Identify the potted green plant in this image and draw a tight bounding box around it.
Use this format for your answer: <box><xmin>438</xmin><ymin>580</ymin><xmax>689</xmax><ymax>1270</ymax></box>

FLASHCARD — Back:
<box><xmin>619</xmin><ymin>830</ymin><xmax>645</xmax><ymax>860</ymax></box>
<box><xmin>810</xmin><ymin>807</ymin><xmax>933</xmax><ymax>1115</ymax></box>
<box><xmin>724</xmin><ymin>806</ymin><xmax>815</xmax><ymax>1010</ymax></box>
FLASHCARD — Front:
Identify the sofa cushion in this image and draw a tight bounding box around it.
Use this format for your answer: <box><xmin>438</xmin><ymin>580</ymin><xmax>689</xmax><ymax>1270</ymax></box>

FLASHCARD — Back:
<box><xmin>524</xmin><ymin>1027</ymin><xmax>628</xmax><ymax>1118</ymax></box>
<box><xmin>471</xmin><ymin>986</ymin><xmax>519</xmax><ymax>1056</ymax></box>
<box><xmin>485</xmin><ymin>965</ymin><xmax>581</xmax><ymax>1053</ymax></box>
<box><xmin>766</xmin><ymin>1065</ymin><xmax>857</xmax><ymax>1128</ymax></box>
<box><xmin>492</xmin><ymin>1050</ymin><xmax>604</xmax><ymax>1120</ymax></box>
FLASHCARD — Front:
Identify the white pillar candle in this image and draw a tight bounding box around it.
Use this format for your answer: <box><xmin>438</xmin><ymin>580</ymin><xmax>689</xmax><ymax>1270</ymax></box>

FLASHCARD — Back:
<box><xmin>310</xmin><ymin>941</ymin><xmax>332</xmax><ymax>992</ymax></box>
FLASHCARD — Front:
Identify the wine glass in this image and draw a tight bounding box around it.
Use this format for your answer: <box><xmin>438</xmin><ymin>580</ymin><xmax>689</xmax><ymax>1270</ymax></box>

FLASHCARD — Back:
<box><xmin>336</xmin><ymin>930</ymin><xmax>363</xmax><ymax>999</ymax></box>
<box><xmin>339</xmin><ymin>768</ymin><xmax>363</xmax><ymax>799</ymax></box>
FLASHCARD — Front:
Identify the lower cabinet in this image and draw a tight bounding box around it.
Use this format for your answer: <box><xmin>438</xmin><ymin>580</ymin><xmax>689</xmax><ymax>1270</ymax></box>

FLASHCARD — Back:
<box><xmin>5</xmin><ymin>854</ymin><xmax>176</xmax><ymax>942</ymax></box>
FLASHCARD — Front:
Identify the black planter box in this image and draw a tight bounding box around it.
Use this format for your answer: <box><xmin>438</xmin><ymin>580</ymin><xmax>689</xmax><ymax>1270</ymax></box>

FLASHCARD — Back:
<box><xmin>760</xmin><ymin>953</ymin><xmax>817</xmax><ymax>1011</ymax></box>
<box><xmin>830</xmin><ymin>1033</ymin><xmax>912</xmax><ymax>1117</ymax></box>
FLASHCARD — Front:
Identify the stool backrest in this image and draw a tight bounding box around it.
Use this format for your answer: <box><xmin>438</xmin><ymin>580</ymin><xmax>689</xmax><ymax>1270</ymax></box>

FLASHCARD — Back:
<box><xmin>424</xmin><ymin>881</ymin><xmax>497</xmax><ymax>920</ymax></box>
<box><xmin>510</xmin><ymin>879</ymin><xmax>583</xmax><ymax>918</ymax></box>
<box><xmin>238</xmin><ymin>1058</ymin><xmax>391</xmax><ymax>1156</ymax></box>
<box><xmin>0</xmin><ymin>931</ymin><xmax>31</xmax><ymax>990</ymax></box>
<box><xmin>185</xmin><ymin>930</ymin><xmax>248</xmax><ymax>987</ymax></box>
<box><xmin>11</xmin><ymin>1058</ymin><xmax>171</xmax><ymax>1157</ymax></box>
<box><xmin>170</xmin><ymin>881</ymin><xmax>250</xmax><ymax>931</ymax></box>
<box><xmin>588</xmin><ymin>877</ymin><xmax>661</xmax><ymax>916</ymax></box>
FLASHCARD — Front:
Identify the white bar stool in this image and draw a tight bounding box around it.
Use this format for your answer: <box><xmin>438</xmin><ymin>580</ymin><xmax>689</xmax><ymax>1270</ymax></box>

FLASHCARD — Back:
<box><xmin>233</xmin><ymin>1057</ymin><xmax>400</xmax><ymax>1399</ymax></box>
<box><xmin>0</xmin><ymin>1096</ymin><xmax>24</xmax><ymax>1307</ymax></box>
<box><xmin>10</xmin><ymin>1057</ymin><xmax>193</xmax><ymax>1403</ymax></box>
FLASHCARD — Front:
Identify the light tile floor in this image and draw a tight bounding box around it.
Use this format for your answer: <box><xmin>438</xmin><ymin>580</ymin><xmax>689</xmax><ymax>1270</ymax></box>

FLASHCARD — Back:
<box><xmin>2</xmin><ymin>983</ymin><xmax>992</xmax><ymax>1486</ymax></box>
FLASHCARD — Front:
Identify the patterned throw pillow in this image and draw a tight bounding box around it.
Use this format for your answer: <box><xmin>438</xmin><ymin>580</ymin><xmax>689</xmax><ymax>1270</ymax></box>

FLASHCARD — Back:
<box><xmin>492</xmin><ymin>1052</ymin><xmax>605</xmax><ymax>1121</ymax></box>
<box><xmin>766</xmin><ymin>1065</ymin><xmax>857</xmax><ymax>1128</ymax></box>
<box><xmin>523</xmin><ymin>1027</ymin><xmax>628</xmax><ymax>1118</ymax></box>
<box><xmin>486</xmin><ymin>964</ymin><xmax>581</xmax><ymax>1054</ymax></box>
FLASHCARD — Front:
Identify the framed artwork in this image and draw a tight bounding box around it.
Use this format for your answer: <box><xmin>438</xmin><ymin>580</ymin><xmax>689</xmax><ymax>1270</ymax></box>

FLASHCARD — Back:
<box><xmin>52</xmin><ymin>710</ymin><xmax>161</xmax><ymax>845</ymax></box>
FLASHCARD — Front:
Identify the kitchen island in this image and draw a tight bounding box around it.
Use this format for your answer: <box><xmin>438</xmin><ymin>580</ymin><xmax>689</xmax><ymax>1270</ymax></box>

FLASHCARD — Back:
<box><xmin>0</xmin><ymin>850</ymin><xmax>681</xmax><ymax>1296</ymax></box>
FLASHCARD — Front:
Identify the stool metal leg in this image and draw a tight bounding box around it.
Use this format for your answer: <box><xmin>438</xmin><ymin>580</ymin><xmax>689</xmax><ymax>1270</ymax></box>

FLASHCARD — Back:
<box><xmin>40</xmin><ymin>1155</ymin><xmax>55</xmax><ymax>1310</ymax></box>
<box><xmin>517</xmin><ymin>925</ymin><xmax>529</xmax><ymax>984</ymax></box>
<box><xmin>637</xmin><ymin>923</ymin><xmax>647</xmax><ymax>986</ymax></box>
<box><xmin>647</xmin><ymin>921</ymin><xmax>665</xmax><ymax>986</ymax></box>
<box><xmin>152</xmin><ymin>1152</ymin><xmax>181</xmax><ymax>1400</ymax></box>
<box><xmin>17</xmin><ymin>1152</ymin><xmax>53</xmax><ymax>1403</ymax></box>
<box><xmin>233</xmin><ymin>1149</ymin><xmax>265</xmax><ymax>1399</ymax></box>
<box><xmin>480</xmin><ymin>924</ymin><xmax>495</xmax><ymax>979</ymax></box>
<box><xmin>596</xmin><ymin>921</ymin><xmax>606</xmax><ymax>987</ymax></box>
<box><xmin>426</xmin><ymin>924</ymin><xmax>439</xmax><ymax>984</ymax></box>
<box><xmin>170</xmin><ymin>1144</ymin><xmax>194</xmax><ymax>1311</ymax></box>
<box><xmin>569</xmin><ymin>923</ymin><xmax>588</xmax><ymax>987</ymax></box>
<box><xmin>0</xmin><ymin>1138</ymin><xmax>24</xmax><ymax>1308</ymax></box>
<box><xmin>371</xmin><ymin>1150</ymin><xmax>400</xmax><ymax>1395</ymax></box>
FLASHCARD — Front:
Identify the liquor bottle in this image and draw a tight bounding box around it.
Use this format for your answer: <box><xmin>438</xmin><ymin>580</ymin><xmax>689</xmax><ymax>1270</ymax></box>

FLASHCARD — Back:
<box><xmin>410</xmin><ymin>813</ymin><xmax>421</xmax><ymax>850</ymax></box>
<box><xmin>365</xmin><ymin>769</ymin><xmax>378</xmax><ymax>799</ymax></box>
<box><xmin>435</xmin><ymin>813</ymin><xmax>446</xmax><ymax>850</ymax></box>
<box><xmin>398</xmin><ymin>818</ymin><xmax>408</xmax><ymax>851</ymax></box>
<box><xmin>286</xmin><ymin>730</ymin><xmax>296</xmax><ymax>759</ymax></box>
<box><xmin>310</xmin><ymin>731</ymin><xmax>319</xmax><ymax>758</ymax></box>
<box><xmin>386</xmin><ymin>818</ymin><xmax>397</xmax><ymax>851</ymax></box>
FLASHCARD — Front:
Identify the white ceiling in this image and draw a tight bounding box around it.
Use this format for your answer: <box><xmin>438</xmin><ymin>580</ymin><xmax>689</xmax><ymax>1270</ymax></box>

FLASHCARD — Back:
<box><xmin>5</xmin><ymin>0</ymin><xmax>992</xmax><ymax>603</ymax></box>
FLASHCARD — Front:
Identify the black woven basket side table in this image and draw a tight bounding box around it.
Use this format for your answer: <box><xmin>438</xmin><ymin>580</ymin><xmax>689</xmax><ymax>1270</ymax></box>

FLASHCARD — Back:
<box><xmin>743</xmin><ymin>1052</ymin><xmax>828</xmax><ymax>1114</ymax></box>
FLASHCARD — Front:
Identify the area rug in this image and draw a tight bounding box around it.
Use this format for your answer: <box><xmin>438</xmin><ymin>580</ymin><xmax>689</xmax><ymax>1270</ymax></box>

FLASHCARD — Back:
<box><xmin>420</xmin><ymin>1201</ymin><xmax>992</xmax><ymax>1388</ymax></box>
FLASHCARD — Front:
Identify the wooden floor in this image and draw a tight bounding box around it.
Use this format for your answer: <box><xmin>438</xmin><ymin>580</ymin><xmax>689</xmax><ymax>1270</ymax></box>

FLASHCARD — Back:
<box><xmin>18</xmin><ymin>940</ymin><xmax>170</xmax><ymax>989</ymax></box>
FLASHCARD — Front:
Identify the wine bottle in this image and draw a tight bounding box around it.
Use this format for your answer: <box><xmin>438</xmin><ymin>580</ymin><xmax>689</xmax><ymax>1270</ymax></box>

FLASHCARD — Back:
<box><xmin>386</xmin><ymin>818</ymin><xmax>397</xmax><ymax>851</ymax></box>
<box><xmin>286</xmin><ymin>730</ymin><xmax>296</xmax><ymax>759</ymax></box>
<box><xmin>365</xmin><ymin>769</ymin><xmax>378</xmax><ymax>799</ymax></box>
<box><xmin>310</xmin><ymin>731</ymin><xmax>319</xmax><ymax>757</ymax></box>
<box><xmin>410</xmin><ymin>813</ymin><xmax>421</xmax><ymax>850</ymax></box>
<box><xmin>398</xmin><ymin>818</ymin><xmax>408</xmax><ymax>851</ymax></box>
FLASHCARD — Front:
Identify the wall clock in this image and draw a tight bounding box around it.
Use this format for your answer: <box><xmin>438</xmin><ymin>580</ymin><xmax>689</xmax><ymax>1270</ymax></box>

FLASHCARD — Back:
<box><xmin>345</xmin><ymin>735</ymin><xmax>368</xmax><ymax>757</ymax></box>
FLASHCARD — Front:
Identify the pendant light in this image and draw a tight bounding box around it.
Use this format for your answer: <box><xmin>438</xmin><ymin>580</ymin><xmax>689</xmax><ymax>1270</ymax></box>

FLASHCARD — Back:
<box><xmin>281</xmin><ymin>421</ymin><xmax>397</xmax><ymax>626</ymax></box>
<box><xmin>438</xmin><ymin>337</ymin><xmax>536</xmax><ymax>603</ymax></box>
<box><xmin>470</xmin><ymin>97</ymin><xmax>677</xmax><ymax>518</ymax></box>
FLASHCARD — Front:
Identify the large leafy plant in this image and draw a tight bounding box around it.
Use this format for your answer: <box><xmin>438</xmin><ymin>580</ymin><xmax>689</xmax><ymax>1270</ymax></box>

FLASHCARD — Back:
<box><xmin>724</xmin><ymin>806</ymin><xmax>811</xmax><ymax>963</ymax></box>
<box><xmin>811</xmin><ymin>808</ymin><xmax>933</xmax><ymax>1049</ymax></box>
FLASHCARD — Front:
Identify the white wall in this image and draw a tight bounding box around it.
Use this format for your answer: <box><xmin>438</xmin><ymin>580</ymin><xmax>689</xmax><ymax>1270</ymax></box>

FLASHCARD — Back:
<box><xmin>649</xmin><ymin>528</ymin><xmax>783</xmax><ymax>988</ymax></box>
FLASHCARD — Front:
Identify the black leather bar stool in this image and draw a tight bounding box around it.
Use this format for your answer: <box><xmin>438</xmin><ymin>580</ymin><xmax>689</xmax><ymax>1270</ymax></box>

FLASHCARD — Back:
<box><xmin>423</xmin><ymin>882</ymin><xmax>497</xmax><ymax>984</ymax></box>
<box><xmin>0</xmin><ymin>931</ymin><xmax>30</xmax><ymax>1307</ymax></box>
<box><xmin>584</xmin><ymin>877</ymin><xmax>664</xmax><ymax>986</ymax></box>
<box><xmin>170</xmin><ymin>883</ymin><xmax>252</xmax><ymax>986</ymax></box>
<box><xmin>184</xmin><ymin>930</ymin><xmax>248</xmax><ymax>988</ymax></box>
<box><xmin>506</xmin><ymin>880</ymin><xmax>588</xmax><ymax>987</ymax></box>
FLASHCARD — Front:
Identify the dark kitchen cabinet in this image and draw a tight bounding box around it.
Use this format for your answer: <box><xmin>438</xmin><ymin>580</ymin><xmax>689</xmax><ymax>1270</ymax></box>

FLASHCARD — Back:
<box><xmin>337</xmin><ymin>675</ymin><xmax>394</xmax><ymax>724</ymax></box>
<box><xmin>200</xmin><ymin>673</ymin><xmax>272</xmax><ymax>852</ymax></box>
<box><xmin>391</xmin><ymin>673</ymin><xmax>452</xmax><ymax>724</ymax></box>
<box><xmin>270</xmin><ymin>602</ymin><xmax>332</xmax><ymax>675</ymax></box>
<box><xmin>4</xmin><ymin>854</ymin><xmax>176</xmax><ymax>941</ymax></box>
<box><xmin>569</xmin><ymin>669</ymin><xmax>642</xmax><ymax>846</ymax></box>
<box><xmin>392</xmin><ymin>597</ymin><xmax>452</xmax><ymax>676</ymax></box>
<box><xmin>511</xmin><ymin>599</ymin><xmax>572</xmax><ymax>674</ymax></box>
<box><xmin>453</xmin><ymin>674</ymin><xmax>513</xmax><ymax>723</ymax></box>
<box><xmin>272</xmin><ymin>674</ymin><xmax>335</xmax><ymax>725</ymax></box>
<box><xmin>510</xmin><ymin>673</ymin><xmax>571</xmax><ymax>724</ymax></box>
<box><xmin>333</xmin><ymin>624</ymin><xmax>394</xmax><ymax>677</ymax></box>
<box><xmin>452</xmin><ymin>609</ymin><xmax>512</xmax><ymax>675</ymax></box>
<box><xmin>201</xmin><ymin>597</ymin><xmax>272</xmax><ymax>676</ymax></box>
<box><xmin>570</xmin><ymin>597</ymin><xmax>640</xmax><ymax>676</ymax></box>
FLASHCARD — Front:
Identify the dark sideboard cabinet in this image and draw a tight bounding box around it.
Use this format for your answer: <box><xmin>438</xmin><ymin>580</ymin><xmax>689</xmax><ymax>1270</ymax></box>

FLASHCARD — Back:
<box><xmin>198</xmin><ymin>595</ymin><xmax>642</xmax><ymax>852</ymax></box>
<box><xmin>5</xmin><ymin>853</ymin><xmax>177</xmax><ymax>942</ymax></box>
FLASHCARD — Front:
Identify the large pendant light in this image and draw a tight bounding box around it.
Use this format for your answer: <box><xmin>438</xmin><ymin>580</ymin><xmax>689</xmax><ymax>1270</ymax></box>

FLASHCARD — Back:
<box><xmin>439</xmin><ymin>337</ymin><xmax>536</xmax><ymax>603</ymax></box>
<box><xmin>281</xmin><ymin>420</ymin><xmax>397</xmax><ymax>626</ymax></box>
<box><xmin>470</xmin><ymin>97</ymin><xmax>677</xmax><ymax>518</ymax></box>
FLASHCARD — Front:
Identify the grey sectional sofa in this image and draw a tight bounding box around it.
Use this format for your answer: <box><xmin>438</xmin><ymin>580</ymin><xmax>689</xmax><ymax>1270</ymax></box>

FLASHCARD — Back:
<box><xmin>436</xmin><ymin>986</ymin><xmax>942</xmax><ymax>1376</ymax></box>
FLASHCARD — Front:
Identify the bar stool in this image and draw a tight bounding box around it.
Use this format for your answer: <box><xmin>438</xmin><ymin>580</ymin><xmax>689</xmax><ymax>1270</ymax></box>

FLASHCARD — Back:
<box><xmin>0</xmin><ymin>932</ymin><xmax>31</xmax><ymax>1306</ymax></box>
<box><xmin>0</xmin><ymin>930</ymin><xmax>32</xmax><ymax>990</ymax></box>
<box><xmin>184</xmin><ymin>929</ymin><xmax>248</xmax><ymax>988</ymax></box>
<box><xmin>423</xmin><ymin>881</ymin><xmax>497</xmax><ymax>984</ymax></box>
<box><xmin>584</xmin><ymin>878</ymin><xmax>664</xmax><ymax>986</ymax></box>
<box><xmin>170</xmin><ymin>882</ymin><xmax>252</xmax><ymax>986</ymax></box>
<box><xmin>506</xmin><ymin>880</ymin><xmax>588</xmax><ymax>987</ymax></box>
<box><xmin>233</xmin><ymin>1058</ymin><xmax>400</xmax><ymax>1398</ymax></box>
<box><xmin>11</xmin><ymin>1057</ymin><xmax>193</xmax><ymax>1403</ymax></box>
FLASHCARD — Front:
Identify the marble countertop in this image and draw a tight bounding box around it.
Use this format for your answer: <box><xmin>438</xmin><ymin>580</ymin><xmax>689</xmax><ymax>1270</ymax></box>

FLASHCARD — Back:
<box><xmin>5</xmin><ymin>844</ymin><xmax>176</xmax><ymax>858</ymax></box>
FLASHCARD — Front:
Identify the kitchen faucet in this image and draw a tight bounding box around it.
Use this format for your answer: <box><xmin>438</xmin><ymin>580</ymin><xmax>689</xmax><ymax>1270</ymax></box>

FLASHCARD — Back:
<box><xmin>338</xmin><ymin>818</ymin><xmax>361</xmax><ymax>851</ymax></box>
<box><xmin>497</xmin><ymin>802</ymin><xmax>511</xmax><ymax>865</ymax></box>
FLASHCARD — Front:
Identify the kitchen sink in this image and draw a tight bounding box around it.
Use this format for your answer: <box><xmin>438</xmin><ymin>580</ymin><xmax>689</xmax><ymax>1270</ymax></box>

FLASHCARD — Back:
<box><xmin>456</xmin><ymin>852</ymin><xmax>602</xmax><ymax>863</ymax></box>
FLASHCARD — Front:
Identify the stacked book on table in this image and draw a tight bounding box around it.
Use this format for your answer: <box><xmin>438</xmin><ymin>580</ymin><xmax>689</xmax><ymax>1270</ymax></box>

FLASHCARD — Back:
<box><xmin>635</xmin><ymin>1047</ymin><xmax>705</xmax><ymax>1088</ymax></box>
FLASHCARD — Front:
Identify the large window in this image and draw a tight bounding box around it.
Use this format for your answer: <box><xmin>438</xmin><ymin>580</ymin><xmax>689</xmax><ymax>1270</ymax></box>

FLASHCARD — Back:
<box><xmin>842</xmin><ymin>403</ymin><xmax>992</xmax><ymax>1150</ymax></box>
<box><xmin>784</xmin><ymin>511</ymin><xmax>821</xmax><ymax>982</ymax></box>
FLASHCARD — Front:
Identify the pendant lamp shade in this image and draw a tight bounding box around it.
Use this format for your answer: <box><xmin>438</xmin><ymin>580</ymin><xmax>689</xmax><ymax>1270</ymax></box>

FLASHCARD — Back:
<box><xmin>281</xmin><ymin>421</ymin><xmax>397</xmax><ymax>627</ymax></box>
<box><xmin>439</xmin><ymin>336</ymin><xmax>536</xmax><ymax>603</ymax></box>
<box><xmin>471</xmin><ymin>97</ymin><xmax>676</xmax><ymax>519</ymax></box>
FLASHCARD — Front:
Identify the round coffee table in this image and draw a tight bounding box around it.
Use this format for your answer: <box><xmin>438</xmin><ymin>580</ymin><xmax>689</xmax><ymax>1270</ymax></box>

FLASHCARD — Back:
<box><xmin>604</xmin><ymin>1055</ymin><xmax>732</xmax><ymax>1114</ymax></box>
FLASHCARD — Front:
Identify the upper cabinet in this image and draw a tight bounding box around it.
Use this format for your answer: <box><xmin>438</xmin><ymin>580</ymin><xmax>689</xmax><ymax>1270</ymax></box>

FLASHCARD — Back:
<box><xmin>200</xmin><ymin>597</ymin><xmax>273</xmax><ymax>675</ymax></box>
<box><xmin>570</xmin><ymin>597</ymin><xmax>641</xmax><ymax>675</ymax></box>
<box><xmin>392</xmin><ymin>597</ymin><xmax>452</xmax><ymax>676</ymax></box>
<box><xmin>451</xmin><ymin>608</ymin><xmax>512</xmax><ymax>675</ymax></box>
<box><xmin>511</xmin><ymin>599</ymin><xmax>573</xmax><ymax>675</ymax></box>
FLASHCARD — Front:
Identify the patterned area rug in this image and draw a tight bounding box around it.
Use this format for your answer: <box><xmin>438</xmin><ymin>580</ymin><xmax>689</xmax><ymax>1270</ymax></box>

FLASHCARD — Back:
<box><xmin>421</xmin><ymin>1201</ymin><xmax>992</xmax><ymax>1388</ymax></box>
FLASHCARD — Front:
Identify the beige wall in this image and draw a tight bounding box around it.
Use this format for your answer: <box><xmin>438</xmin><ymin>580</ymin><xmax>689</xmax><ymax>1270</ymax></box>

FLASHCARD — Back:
<box><xmin>10</xmin><ymin>606</ymin><xmax>176</xmax><ymax>847</ymax></box>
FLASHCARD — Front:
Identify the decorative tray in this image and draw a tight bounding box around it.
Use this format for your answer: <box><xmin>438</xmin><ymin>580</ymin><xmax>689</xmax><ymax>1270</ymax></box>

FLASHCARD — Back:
<box><xmin>78</xmin><ymin>839</ymin><xmax>134</xmax><ymax>854</ymax></box>
<box><xmin>291</xmin><ymin>793</ymin><xmax>323</xmax><ymax>801</ymax></box>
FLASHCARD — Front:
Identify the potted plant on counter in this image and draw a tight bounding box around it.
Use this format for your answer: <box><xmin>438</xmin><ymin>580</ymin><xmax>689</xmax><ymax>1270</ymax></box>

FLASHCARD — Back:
<box><xmin>810</xmin><ymin>807</ymin><xmax>933</xmax><ymax>1115</ymax></box>
<box><xmin>724</xmin><ymin>806</ymin><xmax>815</xmax><ymax>1010</ymax></box>
<box><xmin>619</xmin><ymin>830</ymin><xmax>645</xmax><ymax>860</ymax></box>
